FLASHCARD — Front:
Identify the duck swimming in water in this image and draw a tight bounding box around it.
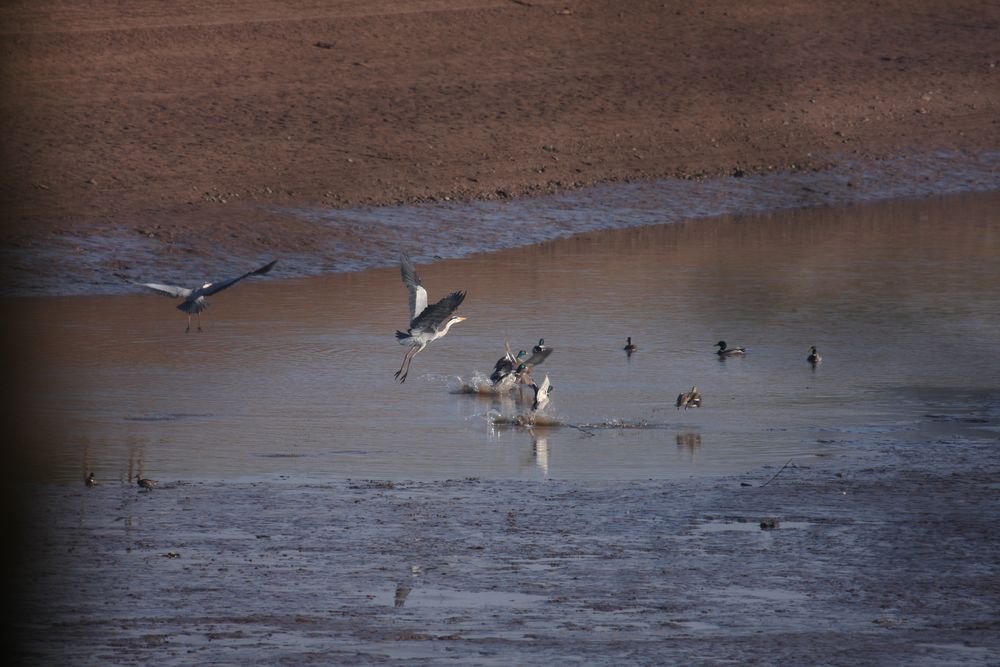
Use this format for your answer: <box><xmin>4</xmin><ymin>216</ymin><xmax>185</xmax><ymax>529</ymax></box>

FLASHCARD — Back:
<box><xmin>676</xmin><ymin>386</ymin><xmax>702</xmax><ymax>410</ymax></box>
<box><xmin>85</xmin><ymin>472</ymin><xmax>97</xmax><ymax>487</ymax></box>
<box><xmin>715</xmin><ymin>341</ymin><xmax>746</xmax><ymax>358</ymax></box>
<box><xmin>807</xmin><ymin>346</ymin><xmax>822</xmax><ymax>364</ymax></box>
<box><xmin>624</xmin><ymin>337</ymin><xmax>638</xmax><ymax>354</ymax></box>
<box><xmin>136</xmin><ymin>474</ymin><xmax>157</xmax><ymax>490</ymax></box>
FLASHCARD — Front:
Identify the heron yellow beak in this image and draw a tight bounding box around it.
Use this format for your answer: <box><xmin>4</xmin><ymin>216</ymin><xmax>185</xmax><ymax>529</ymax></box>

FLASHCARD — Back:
<box><xmin>456</xmin><ymin>316</ymin><xmax>468</xmax><ymax>322</ymax></box>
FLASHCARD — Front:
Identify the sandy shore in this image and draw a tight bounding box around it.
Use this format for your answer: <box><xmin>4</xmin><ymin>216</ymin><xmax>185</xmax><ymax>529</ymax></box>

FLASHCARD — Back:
<box><xmin>13</xmin><ymin>431</ymin><xmax>1000</xmax><ymax>665</ymax></box>
<box><xmin>1</xmin><ymin>0</ymin><xmax>998</xmax><ymax>280</ymax></box>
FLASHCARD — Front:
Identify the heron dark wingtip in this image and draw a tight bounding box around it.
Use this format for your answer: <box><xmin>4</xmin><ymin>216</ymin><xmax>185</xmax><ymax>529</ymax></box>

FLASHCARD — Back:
<box><xmin>254</xmin><ymin>259</ymin><xmax>278</xmax><ymax>275</ymax></box>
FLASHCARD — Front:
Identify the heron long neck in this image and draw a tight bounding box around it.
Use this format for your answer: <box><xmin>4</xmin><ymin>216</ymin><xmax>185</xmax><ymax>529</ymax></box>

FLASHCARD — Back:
<box><xmin>439</xmin><ymin>318</ymin><xmax>461</xmax><ymax>334</ymax></box>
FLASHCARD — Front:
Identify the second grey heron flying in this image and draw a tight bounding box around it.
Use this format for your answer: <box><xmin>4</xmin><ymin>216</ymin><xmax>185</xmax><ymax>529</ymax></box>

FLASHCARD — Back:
<box><xmin>117</xmin><ymin>259</ymin><xmax>277</xmax><ymax>332</ymax></box>
<box><xmin>395</xmin><ymin>253</ymin><xmax>467</xmax><ymax>383</ymax></box>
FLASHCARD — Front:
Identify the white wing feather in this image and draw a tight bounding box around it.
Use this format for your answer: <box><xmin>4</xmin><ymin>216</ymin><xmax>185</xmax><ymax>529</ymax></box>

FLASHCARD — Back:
<box><xmin>400</xmin><ymin>253</ymin><xmax>428</xmax><ymax>323</ymax></box>
<box><xmin>131</xmin><ymin>281</ymin><xmax>192</xmax><ymax>299</ymax></box>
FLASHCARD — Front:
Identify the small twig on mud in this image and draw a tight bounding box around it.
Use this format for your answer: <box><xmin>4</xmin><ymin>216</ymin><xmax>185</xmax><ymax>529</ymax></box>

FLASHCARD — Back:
<box><xmin>758</xmin><ymin>458</ymin><xmax>794</xmax><ymax>488</ymax></box>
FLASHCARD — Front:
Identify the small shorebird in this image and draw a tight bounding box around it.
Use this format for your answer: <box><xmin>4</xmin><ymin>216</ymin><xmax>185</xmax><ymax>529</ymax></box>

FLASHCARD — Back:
<box><xmin>676</xmin><ymin>386</ymin><xmax>702</xmax><ymax>410</ymax></box>
<box><xmin>531</xmin><ymin>375</ymin><xmax>553</xmax><ymax>412</ymax></box>
<box><xmin>117</xmin><ymin>259</ymin><xmax>277</xmax><ymax>332</ymax></box>
<box><xmin>807</xmin><ymin>346</ymin><xmax>822</xmax><ymax>364</ymax></box>
<box><xmin>136</xmin><ymin>474</ymin><xmax>157</xmax><ymax>490</ymax></box>
<box><xmin>715</xmin><ymin>341</ymin><xmax>747</xmax><ymax>358</ymax></box>
<box><xmin>85</xmin><ymin>472</ymin><xmax>98</xmax><ymax>487</ymax></box>
<box><xmin>624</xmin><ymin>337</ymin><xmax>638</xmax><ymax>354</ymax></box>
<box><xmin>395</xmin><ymin>252</ymin><xmax>467</xmax><ymax>383</ymax></box>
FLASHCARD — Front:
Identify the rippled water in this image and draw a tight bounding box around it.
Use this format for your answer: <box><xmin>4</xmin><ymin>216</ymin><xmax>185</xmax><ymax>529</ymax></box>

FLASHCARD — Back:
<box><xmin>10</xmin><ymin>190</ymin><xmax>1000</xmax><ymax>483</ymax></box>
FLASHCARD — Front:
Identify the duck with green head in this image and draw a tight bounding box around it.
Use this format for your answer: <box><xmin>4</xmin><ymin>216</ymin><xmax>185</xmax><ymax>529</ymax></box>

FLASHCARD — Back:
<box><xmin>715</xmin><ymin>341</ymin><xmax>746</xmax><ymax>358</ymax></box>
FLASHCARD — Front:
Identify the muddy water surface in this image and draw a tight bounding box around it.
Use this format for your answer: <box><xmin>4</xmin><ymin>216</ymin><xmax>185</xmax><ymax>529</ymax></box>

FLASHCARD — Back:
<box><xmin>12</xmin><ymin>191</ymin><xmax>1000</xmax><ymax>483</ymax></box>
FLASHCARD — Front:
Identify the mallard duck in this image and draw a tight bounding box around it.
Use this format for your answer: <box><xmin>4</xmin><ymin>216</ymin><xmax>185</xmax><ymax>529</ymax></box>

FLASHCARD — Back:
<box><xmin>489</xmin><ymin>341</ymin><xmax>524</xmax><ymax>385</ymax></box>
<box><xmin>513</xmin><ymin>363</ymin><xmax>535</xmax><ymax>388</ymax></box>
<box><xmin>807</xmin><ymin>346</ymin><xmax>822</xmax><ymax>364</ymax></box>
<box><xmin>715</xmin><ymin>341</ymin><xmax>746</xmax><ymax>357</ymax></box>
<box><xmin>532</xmin><ymin>338</ymin><xmax>548</xmax><ymax>354</ymax></box>
<box><xmin>531</xmin><ymin>375</ymin><xmax>553</xmax><ymax>412</ymax></box>
<box><xmin>85</xmin><ymin>472</ymin><xmax>98</xmax><ymax>487</ymax></box>
<box><xmin>136</xmin><ymin>474</ymin><xmax>157</xmax><ymax>490</ymax></box>
<box><xmin>676</xmin><ymin>386</ymin><xmax>702</xmax><ymax>410</ymax></box>
<box><xmin>624</xmin><ymin>337</ymin><xmax>638</xmax><ymax>353</ymax></box>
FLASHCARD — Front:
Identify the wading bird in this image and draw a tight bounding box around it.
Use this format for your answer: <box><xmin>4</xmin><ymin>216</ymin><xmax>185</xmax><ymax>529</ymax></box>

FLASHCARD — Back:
<box><xmin>715</xmin><ymin>341</ymin><xmax>747</xmax><ymax>358</ymax></box>
<box><xmin>136</xmin><ymin>474</ymin><xmax>157</xmax><ymax>490</ymax></box>
<box><xmin>807</xmin><ymin>346</ymin><xmax>822</xmax><ymax>364</ymax></box>
<box><xmin>531</xmin><ymin>375</ymin><xmax>553</xmax><ymax>412</ymax></box>
<box><xmin>624</xmin><ymin>337</ymin><xmax>638</xmax><ymax>354</ymax></box>
<box><xmin>395</xmin><ymin>253</ymin><xmax>467</xmax><ymax>383</ymax></box>
<box><xmin>117</xmin><ymin>259</ymin><xmax>278</xmax><ymax>332</ymax></box>
<box><xmin>676</xmin><ymin>386</ymin><xmax>702</xmax><ymax>410</ymax></box>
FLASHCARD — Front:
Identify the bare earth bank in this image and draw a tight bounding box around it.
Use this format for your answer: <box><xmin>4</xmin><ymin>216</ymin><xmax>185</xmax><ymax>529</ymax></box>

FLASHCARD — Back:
<box><xmin>1</xmin><ymin>0</ymin><xmax>998</xmax><ymax>283</ymax></box>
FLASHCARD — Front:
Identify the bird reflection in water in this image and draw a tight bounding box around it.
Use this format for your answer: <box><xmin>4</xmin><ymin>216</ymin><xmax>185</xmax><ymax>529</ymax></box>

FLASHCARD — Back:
<box><xmin>394</xmin><ymin>584</ymin><xmax>412</xmax><ymax>608</ymax></box>
<box><xmin>676</xmin><ymin>432</ymin><xmax>702</xmax><ymax>461</ymax></box>
<box><xmin>532</xmin><ymin>431</ymin><xmax>550</xmax><ymax>477</ymax></box>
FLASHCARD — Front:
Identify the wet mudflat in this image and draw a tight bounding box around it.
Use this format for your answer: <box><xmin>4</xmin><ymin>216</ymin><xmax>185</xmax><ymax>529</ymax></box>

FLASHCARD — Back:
<box><xmin>17</xmin><ymin>434</ymin><xmax>1000</xmax><ymax>665</ymax></box>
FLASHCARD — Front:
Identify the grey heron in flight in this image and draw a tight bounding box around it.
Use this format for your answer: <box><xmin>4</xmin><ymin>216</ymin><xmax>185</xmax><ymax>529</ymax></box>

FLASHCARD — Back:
<box><xmin>117</xmin><ymin>259</ymin><xmax>277</xmax><ymax>332</ymax></box>
<box><xmin>395</xmin><ymin>252</ymin><xmax>467</xmax><ymax>383</ymax></box>
<box><xmin>715</xmin><ymin>341</ymin><xmax>747</xmax><ymax>358</ymax></box>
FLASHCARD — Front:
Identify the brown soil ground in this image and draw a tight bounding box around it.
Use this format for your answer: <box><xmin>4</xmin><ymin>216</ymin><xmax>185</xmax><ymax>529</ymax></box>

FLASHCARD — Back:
<box><xmin>0</xmin><ymin>0</ymin><xmax>997</xmax><ymax>263</ymax></box>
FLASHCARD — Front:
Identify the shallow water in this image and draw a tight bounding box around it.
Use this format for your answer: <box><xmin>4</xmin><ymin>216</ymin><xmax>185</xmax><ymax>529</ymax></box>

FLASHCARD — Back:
<box><xmin>10</xmin><ymin>190</ymin><xmax>1000</xmax><ymax>483</ymax></box>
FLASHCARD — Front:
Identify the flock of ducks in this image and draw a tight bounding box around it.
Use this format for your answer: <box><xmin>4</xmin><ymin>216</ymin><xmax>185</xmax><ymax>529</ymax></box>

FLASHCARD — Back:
<box><xmin>83</xmin><ymin>472</ymin><xmax>157</xmax><ymax>489</ymax></box>
<box><xmin>99</xmin><ymin>253</ymin><xmax>824</xmax><ymax>489</ymax></box>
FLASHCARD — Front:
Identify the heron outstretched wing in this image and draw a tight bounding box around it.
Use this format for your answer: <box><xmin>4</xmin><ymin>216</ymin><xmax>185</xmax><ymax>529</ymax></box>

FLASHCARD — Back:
<box><xmin>115</xmin><ymin>273</ymin><xmax>192</xmax><ymax>299</ymax></box>
<box><xmin>400</xmin><ymin>253</ymin><xmax>428</xmax><ymax>323</ymax></box>
<box><xmin>410</xmin><ymin>291</ymin><xmax>465</xmax><ymax>333</ymax></box>
<box><xmin>195</xmin><ymin>259</ymin><xmax>278</xmax><ymax>298</ymax></box>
